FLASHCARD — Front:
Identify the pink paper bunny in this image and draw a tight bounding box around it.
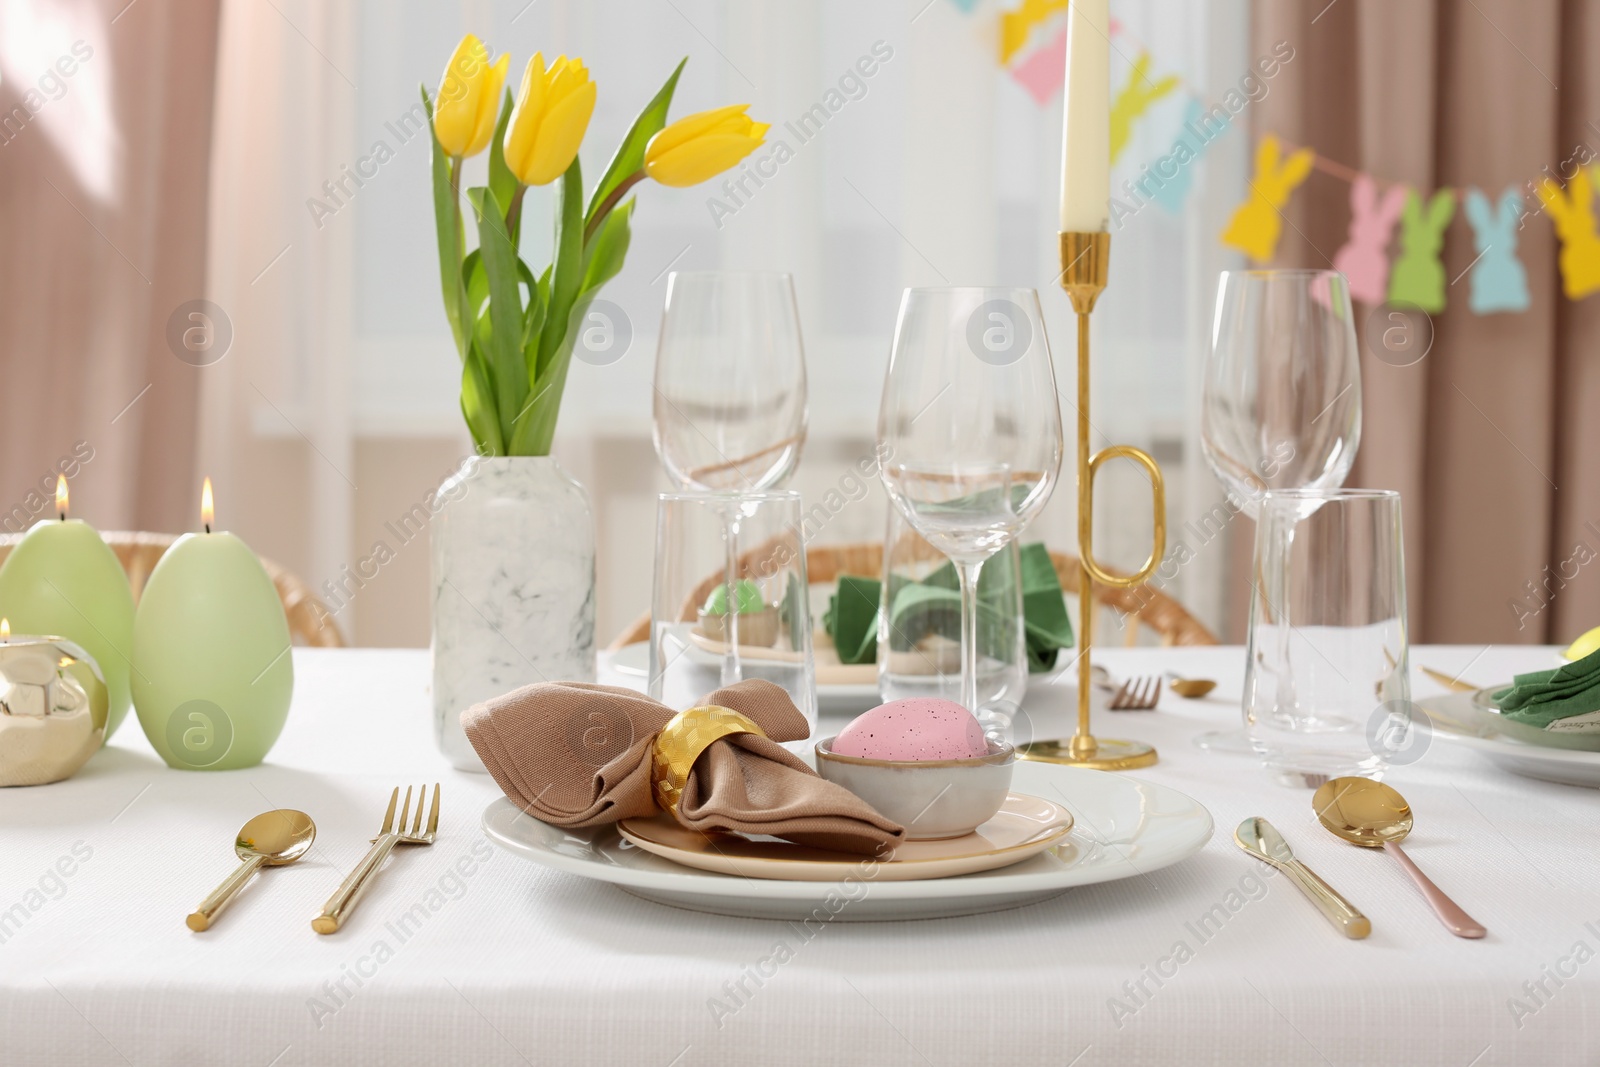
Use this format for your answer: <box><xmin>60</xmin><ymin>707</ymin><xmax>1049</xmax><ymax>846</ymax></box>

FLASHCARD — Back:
<box><xmin>1536</xmin><ymin>169</ymin><xmax>1600</xmax><ymax>300</ymax></box>
<box><xmin>1330</xmin><ymin>176</ymin><xmax>1407</xmax><ymax>304</ymax></box>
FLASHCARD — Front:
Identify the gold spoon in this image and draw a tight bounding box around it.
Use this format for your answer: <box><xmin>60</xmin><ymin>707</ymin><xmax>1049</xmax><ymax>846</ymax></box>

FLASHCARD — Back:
<box><xmin>187</xmin><ymin>809</ymin><xmax>316</xmax><ymax>932</ymax></box>
<box><xmin>1165</xmin><ymin>671</ymin><xmax>1217</xmax><ymax>698</ymax></box>
<box><xmin>1311</xmin><ymin>778</ymin><xmax>1486</xmax><ymax>939</ymax></box>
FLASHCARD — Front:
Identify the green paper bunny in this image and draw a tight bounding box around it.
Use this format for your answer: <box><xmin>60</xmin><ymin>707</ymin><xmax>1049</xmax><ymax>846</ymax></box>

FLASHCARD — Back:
<box><xmin>1386</xmin><ymin>189</ymin><xmax>1456</xmax><ymax>312</ymax></box>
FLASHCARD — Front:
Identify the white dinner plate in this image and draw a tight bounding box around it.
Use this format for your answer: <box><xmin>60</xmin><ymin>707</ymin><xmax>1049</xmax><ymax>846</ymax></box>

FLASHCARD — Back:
<box><xmin>618</xmin><ymin>793</ymin><xmax>1074</xmax><ymax>882</ymax></box>
<box><xmin>1421</xmin><ymin>691</ymin><xmax>1600</xmax><ymax>787</ymax></box>
<box><xmin>482</xmin><ymin>761</ymin><xmax>1213</xmax><ymax>921</ymax></box>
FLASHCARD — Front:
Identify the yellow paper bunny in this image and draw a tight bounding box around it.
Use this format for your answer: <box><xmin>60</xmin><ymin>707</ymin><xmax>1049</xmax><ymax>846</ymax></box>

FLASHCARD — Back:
<box><xmin>1110</xmin><ymin>53</ymin><xmax>1179</xmax><ymax>163</ymax></box>
<box><xmin>1536</xmin><ymin>168</ymin><xmax>1600</xmax><ymax>300</ymax></box>
<box><xmin>1221</xmin><ymin>136</ymin><xmax>1316</xmax><ymax>263</ymax></box>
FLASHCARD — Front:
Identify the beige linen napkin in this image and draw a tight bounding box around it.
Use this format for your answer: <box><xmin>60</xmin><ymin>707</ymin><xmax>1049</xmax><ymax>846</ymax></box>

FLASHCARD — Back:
<box><xmin>462</xmin><ymin>678</ymin><xmax>904</xmax><ymax>854</ymax></box>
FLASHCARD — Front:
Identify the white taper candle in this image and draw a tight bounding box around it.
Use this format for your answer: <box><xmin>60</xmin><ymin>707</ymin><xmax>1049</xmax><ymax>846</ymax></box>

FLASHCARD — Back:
<box><xmin>1059</xmin><ymin>0</ymin><xmax>1110</xmax><ymax>231</ymax></box>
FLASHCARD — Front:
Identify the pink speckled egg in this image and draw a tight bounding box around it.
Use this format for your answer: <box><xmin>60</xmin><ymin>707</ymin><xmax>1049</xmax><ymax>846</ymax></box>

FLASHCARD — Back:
<box><xmin>832</xmin><ymin>698</ymin><xmax>989</xmax><ymax>761</ymax></box>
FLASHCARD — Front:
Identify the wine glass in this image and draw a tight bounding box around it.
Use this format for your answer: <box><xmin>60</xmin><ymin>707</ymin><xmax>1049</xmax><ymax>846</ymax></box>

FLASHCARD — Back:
<box><xmin>653</xmin><ymin>272</ymin><xmax>808</xmax><ymax>685</ymax></box>
<box><xmin>653</xmin><ymin>271</ymin><xmax>807</xmax><ymax>492</ymax></box>
<box><xmin>1196</xmin><ymin>269</ymin><xmax>1362</xmax><ymax>753</ymax></box>
<box><xmin>877</xmin><ymin>288</ymin><xmax>1063</xmax><ymax>737</ymax></box>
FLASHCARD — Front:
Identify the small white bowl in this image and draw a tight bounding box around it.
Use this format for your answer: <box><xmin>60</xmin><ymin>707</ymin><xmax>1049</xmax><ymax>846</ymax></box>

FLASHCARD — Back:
<box><xmin>813</xmin><ymin>735</ymin><xmax>1015</xmax><ymax>840</ymax></box>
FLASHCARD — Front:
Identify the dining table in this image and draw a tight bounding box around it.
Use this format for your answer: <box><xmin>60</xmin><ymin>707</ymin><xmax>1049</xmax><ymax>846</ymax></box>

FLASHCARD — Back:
<box><xmin>2</xmin><ymin>643</ymin><xmax>1595</xmax><ymax>1066</ymax></box>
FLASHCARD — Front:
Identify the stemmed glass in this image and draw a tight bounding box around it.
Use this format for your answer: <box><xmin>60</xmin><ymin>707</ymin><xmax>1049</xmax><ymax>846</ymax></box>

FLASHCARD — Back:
<box><xmin>653</xmin><ymin>271</ymin><xmax>808</xmax><ymax>685</ymax></box>
<box><xmin>1197</xmin><ymin>269</ymin><xmax>1362</xmax><ymax>752</ymax></box>
<box><xmin>877</xmin><ymin>288</ymin><xmax>1063</xmax><ymax>736</ymax></box>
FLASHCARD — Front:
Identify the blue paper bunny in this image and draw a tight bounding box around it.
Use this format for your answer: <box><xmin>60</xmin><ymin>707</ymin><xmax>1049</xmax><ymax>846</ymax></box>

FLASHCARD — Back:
<box><xmin>1153</xmin><ymin>99</ymin><xmax>1227</xmax><ymax>215</ymax></box>
<box><xmin>1463</xmin><ymin>187</ymin><xmax>1531</xmax><ymax>314</ymax></box>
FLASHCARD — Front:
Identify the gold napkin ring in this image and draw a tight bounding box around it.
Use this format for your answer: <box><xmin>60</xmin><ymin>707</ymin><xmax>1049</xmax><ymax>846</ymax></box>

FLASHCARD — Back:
<box><xmin>651</xmin><ymin>705</ymin><xmax>767</xmax><ymax>817</ymax></box>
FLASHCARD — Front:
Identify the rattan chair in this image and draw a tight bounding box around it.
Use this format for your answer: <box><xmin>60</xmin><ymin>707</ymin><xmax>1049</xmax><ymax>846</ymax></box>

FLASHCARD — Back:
<box><xmin>0</xmin><ymin>530</ymin><xmax>345</xmax><ymax>647</ymax></box>
<box><xmin>607</xmin><ymin>539</ymin><xmax>1217</xmax><ymax>650</ymax></box>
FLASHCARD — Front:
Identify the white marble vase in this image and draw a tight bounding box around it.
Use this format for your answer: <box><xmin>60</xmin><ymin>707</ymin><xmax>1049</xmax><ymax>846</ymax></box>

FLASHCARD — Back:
<box><xmin>430</xmin><ymin>456</ymin><xmax>595</xmax><ymax>771</ymax></box>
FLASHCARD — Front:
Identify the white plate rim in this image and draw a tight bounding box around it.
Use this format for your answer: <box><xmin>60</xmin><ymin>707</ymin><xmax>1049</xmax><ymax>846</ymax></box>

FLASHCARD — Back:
<box><xmin>1422</xmin><ymin>693</ymin><xmax>1600</xmax><ymax>765</ymax></box>
<box><xmin>481</xmin><ymin>762</ymin><xmax>1214</xmax><ymax>901</ymax></box>
<box><xmin>1429</xmin><ymin>726</ymin><xmax>1600</xmax><ymax>765</ymax></box>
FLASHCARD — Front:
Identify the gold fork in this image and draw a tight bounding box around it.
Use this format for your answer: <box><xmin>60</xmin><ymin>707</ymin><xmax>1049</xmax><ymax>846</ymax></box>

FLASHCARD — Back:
<box><xmin>1108</xmin><ymin>675</ymin><xmax>1161</xmax><ymax>710</ymax></box>
<box><xmin>312</xmin><ymin>784</ymin><xmax>439</xmax><ymax>934</ymax></box>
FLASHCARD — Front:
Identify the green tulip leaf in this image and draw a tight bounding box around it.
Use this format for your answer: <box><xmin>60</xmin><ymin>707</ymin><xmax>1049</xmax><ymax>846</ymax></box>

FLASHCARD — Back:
<box><xmin>462</xmin><ymin>248</ymin><xmax>488</xmax><ymax>332</ymax></box>
<box><xmin>585</xmin><ymin>57</ymin><xmax>686</xmax><ymax>227</ymax></box>
<box><xmin>467</xmin><ymin>185</ymin><xmax>529</xmax><ymax>440</ymax></box>
<box><xmin>486</xmin><ymin>88</ymin><xmax>520</xmax><ymax>246</ymax></box>
<box><xmin>522</xmin><ymin>267</ymin><xmax>547</xmax><ymax>378</ymax></box>
<box><xmin>510</xmin><ymin>293</ymin><xmax>591</xmax><ymax>456</ymax></box>
<box><xmin>540</xmin><ymin>160</ymin><xmax>584</xmax><ymax>371</ymax></box>
<box><xmin>582</xmin><ymin>198</ymin><xmax>634</xmax><ymax>295</ymax></box>
<box><xmin>461</xmin><ymin>339</ymin><xmax>502</xmax><ymax>456</ymax></box>
<box><xmin>505</xmin><ymin>160</ymin><xmax>585</xmax><ymax>456</ymax></box>
<box><xmin>422</xmin><ymin>84</ymin><xmax>469</xmax><ymax>361</ymax></box>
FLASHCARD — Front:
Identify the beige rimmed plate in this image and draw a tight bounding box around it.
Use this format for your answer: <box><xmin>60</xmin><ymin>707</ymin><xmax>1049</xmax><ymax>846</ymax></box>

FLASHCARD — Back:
<box><xmin>616</xmin><ymin>793</ymin><xmax>1073</xmax><ymax>882</ymax></box>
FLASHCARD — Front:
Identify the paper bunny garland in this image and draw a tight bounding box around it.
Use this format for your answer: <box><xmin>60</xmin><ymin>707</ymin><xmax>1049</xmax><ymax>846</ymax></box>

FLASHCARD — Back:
<box><xmin>1387</xmin><ymin>189</ymin><xmax>1456</xmax><ymax>312</ymax></box>
<box><xmin>1110</xmin><ymin>53</ymin><xmax>1179</xmax><ymax>164</ymax></box>
<box><xmin>1330</xmin><ymin>176</ymin><xmax>1408</xmax><ymax>304</ymax></box>
<box><xmin>1536</xmin><ymin>169</ymin><xmax>1600</xmax><ymax>301</ymax></box>
<box><xmin>1221</xmin><ymin>135</ymin><xmax>1316</xmax><ymax>262</ymax></box>
<box><xmin>1463</xmin><ymin>188</ymin><xmax>1532</xmax><ymax>314</ymax></box>
<box><xmin>1153</xmin><ymin>99</ymin><xmax>1226</xmax><ymax>215</ymax></box>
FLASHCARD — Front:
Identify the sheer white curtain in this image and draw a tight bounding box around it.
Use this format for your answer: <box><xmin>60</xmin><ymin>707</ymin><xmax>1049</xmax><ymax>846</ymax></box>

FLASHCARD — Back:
<box><xmin>205</xmin><ymin>0</ymin><xmax>1247</xmax><ymax>647</ymax></box>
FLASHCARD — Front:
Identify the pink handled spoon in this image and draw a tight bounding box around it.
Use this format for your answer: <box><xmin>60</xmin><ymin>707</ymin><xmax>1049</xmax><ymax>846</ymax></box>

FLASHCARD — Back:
<box><xmin>1312</xmin><ymin>777</ymin><xmax>1486</xmax><ymax>939</ymax></box>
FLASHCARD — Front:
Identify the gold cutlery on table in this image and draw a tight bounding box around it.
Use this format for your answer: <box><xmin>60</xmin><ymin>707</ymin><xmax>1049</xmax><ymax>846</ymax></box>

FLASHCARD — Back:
<box><xmin>1108</xmin><ymin>675</ymin><xmax>1162</xmax><ymax>710</ymax></box>
<box><xmin>188</xmin><ymin>809</ymin><xmax>316</xmax><ymax>932</ymax></box>
<box><xmin>1234</xmin><ymin>816</ymin><xmax>1371</xmax><ymax>939</ymax></box>
<box><xmin>1312</xmin><ymin>777</ymin><xmax>1486</xmax><ymax>940</ymax></box>
<box><xmin>1164</xmin><ymin>671</ymin><xmax>1218</xmax><ymax>699</ymax></box>
<box><xmin>1420</xmin><ymin>665</ymin><xmax>1481</xmax><ymax>693</ymax></box>
<box><xmin>313</xmin><ymin>784</ymin><xmax>439</xmax><ymax>934</ymax></box>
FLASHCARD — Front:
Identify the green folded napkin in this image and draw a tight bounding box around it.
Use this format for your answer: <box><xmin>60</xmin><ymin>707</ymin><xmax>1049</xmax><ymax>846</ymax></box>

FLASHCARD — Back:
<box><xmin>1493</xmin><ymin>647</ymin><xmax>1600</xmax><ymax>727</ymax></box>
<box><xmin>822</xmin><ymin>543</ymin><xmax>1073</xmax><ymax>673</ymax></box>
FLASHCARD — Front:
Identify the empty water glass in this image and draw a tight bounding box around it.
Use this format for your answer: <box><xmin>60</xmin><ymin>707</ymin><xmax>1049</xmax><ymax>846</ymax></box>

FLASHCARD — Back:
<box><xmin>648</xmin><ymin>491</ymin><xmax>817</xmax><ymax>747</ymax></box>
<box><xmin>1243</xmin><ymin>489</ymin><xmax>1409</xmax><ymax>787</ymax></box>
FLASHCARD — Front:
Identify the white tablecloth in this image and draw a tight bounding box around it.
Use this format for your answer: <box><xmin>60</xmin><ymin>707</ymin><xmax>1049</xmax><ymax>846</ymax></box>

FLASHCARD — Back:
<box><xmin>2</xmin><ymin>645</ymin><xmax>1596</xmax><ymax>1066</ymax></box>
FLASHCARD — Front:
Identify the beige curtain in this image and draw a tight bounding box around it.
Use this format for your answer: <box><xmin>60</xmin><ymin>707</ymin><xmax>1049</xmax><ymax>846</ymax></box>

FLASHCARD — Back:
<box><xmin>1254</xmin><ymin>0</ymin><xmax>1599</xmax><ymax>645</ymax></box>
<box><xmin>0</xmin><ymin>0</ymin><xmax>219</xmax><ymax>534</ymax></box>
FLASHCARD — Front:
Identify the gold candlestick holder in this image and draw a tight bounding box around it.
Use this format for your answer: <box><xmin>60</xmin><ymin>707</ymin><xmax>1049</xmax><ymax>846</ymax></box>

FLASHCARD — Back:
<box><xmin>1019</xmin><ymin>231</ymin><xmax>1165</xmax><ymax>771</ymax></box>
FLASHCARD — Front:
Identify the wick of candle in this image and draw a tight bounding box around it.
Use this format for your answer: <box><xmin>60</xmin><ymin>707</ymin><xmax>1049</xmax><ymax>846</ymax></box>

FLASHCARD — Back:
<box><xmin>204</xmin><ymin>523</ymin><xmax>211</xmax><ymax>534</ymax></box>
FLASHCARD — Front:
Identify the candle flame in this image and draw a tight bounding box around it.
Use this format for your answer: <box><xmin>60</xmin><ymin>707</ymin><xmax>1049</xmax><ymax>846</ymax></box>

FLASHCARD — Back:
<box><xmin>56</xmin><ymin>474</ymin><xmax>68</xmax><ymax>519</ymax></box>
<box><xmin>2</xmin><ymin>619</ymin><xmax>9</xmax><ymax>642</ymax></box>
<box><xmin>201</xmin><ymin>477</ymin><xmax>214</xmax><ymax>532</ymax></box>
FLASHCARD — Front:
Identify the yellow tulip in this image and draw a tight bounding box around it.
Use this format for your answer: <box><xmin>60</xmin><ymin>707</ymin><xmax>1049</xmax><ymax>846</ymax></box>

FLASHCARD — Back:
<box><xmin>433</xmin><ymin>35</ymin><xmax>510</xmax><ymax>159</ymax></box>
<box><xmin>644</xmin><ymin>104</ymin><xmax>769</xmax><ymax>187</ymax></box>
<box><xmin>503</xmin><ymin>53</ymin><xmax>596</xmax><ymax>186</ymax></box>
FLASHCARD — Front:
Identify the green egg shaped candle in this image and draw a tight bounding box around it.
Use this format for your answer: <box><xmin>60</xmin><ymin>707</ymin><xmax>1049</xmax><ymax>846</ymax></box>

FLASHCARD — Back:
<box><xmin>131</xmin><ymin>480</ymin><xmax>293</xmax><ymax>770</ymax></box>
<box><xmin>0</xmin><ymin>476</ymin><xmax>136</xmax><ymax>741</ymax></box>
